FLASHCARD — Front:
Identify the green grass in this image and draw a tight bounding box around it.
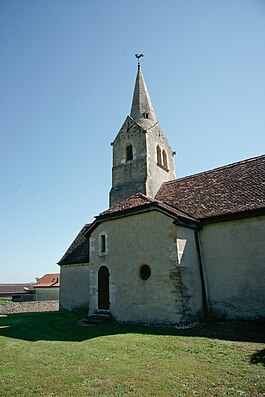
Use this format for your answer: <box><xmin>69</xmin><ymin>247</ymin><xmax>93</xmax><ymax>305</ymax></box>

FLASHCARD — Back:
<box><xmin>0</xmin><ymin>311</ymin><xmax>264</xmax><ymax>397</ymax></box>
<box><xmin>0</xmin><ymin>299</ymin><xmax>13</xmax><ymax>304</ymax></box>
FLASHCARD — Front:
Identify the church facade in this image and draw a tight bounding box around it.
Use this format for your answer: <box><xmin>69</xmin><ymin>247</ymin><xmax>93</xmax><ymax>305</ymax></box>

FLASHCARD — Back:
<box><xmin>58</xmin><ymin>64</ymin><xmax>265</xmax><ymax>325</ymax></box>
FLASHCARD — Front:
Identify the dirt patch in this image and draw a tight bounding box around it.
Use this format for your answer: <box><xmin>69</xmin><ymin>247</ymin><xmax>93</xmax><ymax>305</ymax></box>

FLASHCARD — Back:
<box><xmin>0</xmin><ymin>300</ymin><xmax>59</xmax><ymax>314</ymax></box>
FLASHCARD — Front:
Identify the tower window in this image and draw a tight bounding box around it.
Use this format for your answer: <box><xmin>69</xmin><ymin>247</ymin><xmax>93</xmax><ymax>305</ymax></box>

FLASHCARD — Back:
<box><xmin>162</xmin><ymin>150</ymin><xmax>168</xmax><ymax>169</ymax></box>
<box><xmin>126</xmin><ymin>145</ymin><xmax>133</xmax><ymax>161</ymax></box>
<box><xmin>143</xmin><ymin>112</ymin><xmax>149</xmax><ymax>119</ymax></box>
<box><xmin>156</xmin><ymin>145</ymin><xmax>162</xmax><ymax>165</ymax></box>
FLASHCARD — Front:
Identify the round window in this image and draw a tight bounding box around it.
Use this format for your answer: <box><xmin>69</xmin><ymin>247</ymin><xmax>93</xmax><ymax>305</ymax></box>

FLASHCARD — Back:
<box><xmin>139</xmin><ymin>264</ymin><xmax>151</xmax><ymax>280</ymax></box>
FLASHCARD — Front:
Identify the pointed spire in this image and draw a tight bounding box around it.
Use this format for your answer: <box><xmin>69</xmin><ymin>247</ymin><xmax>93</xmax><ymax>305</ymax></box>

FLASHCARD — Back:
<box><xmin>130</xmin><ymin>65</ymin><xmax>157</xmax><ymax>128</ymax></box>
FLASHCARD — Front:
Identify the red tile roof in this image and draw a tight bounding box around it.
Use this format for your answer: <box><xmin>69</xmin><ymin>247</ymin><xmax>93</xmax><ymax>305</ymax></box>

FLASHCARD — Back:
<box><xmin>156</xmin><ymin>154</ymin><xmax>265</xmax><ymax>220</ymax></box>
<box><xmin>58</xmin><ymin>155</ymin><xmax>265</xmax><ymax>266</ymax></box>
<box><xmin>100</xmin><ymin>193</ymin><xmax>153</xmax><ymax>215</ymax></box>
<box><xmin>34</xmin><ymin>274</ymin><xmax>60</xmax><ymax>288</ymax></box>
<box><xmin>100</xmin><ymin>193</ymin><xmax>197</xmax><ymax>221</ymax></box>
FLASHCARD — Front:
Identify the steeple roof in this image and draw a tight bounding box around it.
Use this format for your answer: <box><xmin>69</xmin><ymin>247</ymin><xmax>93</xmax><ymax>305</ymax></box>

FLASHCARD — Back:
<box><xmin>130</xmin><ymin>65</ymin><xmax>157</xmax><ymax>129</ymax></box>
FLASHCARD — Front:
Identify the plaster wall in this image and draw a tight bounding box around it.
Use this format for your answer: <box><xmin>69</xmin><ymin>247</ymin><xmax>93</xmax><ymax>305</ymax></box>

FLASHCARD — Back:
<box><xmin>200</xmin><ymin>216</ymin><xmax>265</xmax><ymax>319</ymax></box>
<box><xmin>35</xmin><ymin>287</ymin><xmax>59</xmax><ymax>301</ymax></box>
<box><xmin>89</xmin><ymin>211</ymin><xmax>203</xmax><ymax>324</ymax></box>
<box><xmin>59</xmin><ymin>264</ymin><xmax>90</xmax><ymax>311</ymax></box>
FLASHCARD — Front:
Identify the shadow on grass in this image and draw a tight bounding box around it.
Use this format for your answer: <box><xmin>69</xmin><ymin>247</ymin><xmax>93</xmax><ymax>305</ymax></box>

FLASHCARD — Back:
<box><xmin>250</xmin><ymin>348</ymin><xmax>265</xmax><ymax>366</ymax></box>
<box><xmin>0</xmin><ymin>311</ymin><xmax>265</xmax><ymax>344</ymax></box>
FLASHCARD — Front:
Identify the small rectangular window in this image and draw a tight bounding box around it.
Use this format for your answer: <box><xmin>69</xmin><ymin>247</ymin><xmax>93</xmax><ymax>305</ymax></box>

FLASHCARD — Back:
<box><xmin>126</xmin><ymin>145</ymin><xmax>133</xmax><ymax>161</ymax></box>
<box><xmin>101</xmin><ymin>235</ymin><xmax>106</xmax><ymax>253</ymax></box>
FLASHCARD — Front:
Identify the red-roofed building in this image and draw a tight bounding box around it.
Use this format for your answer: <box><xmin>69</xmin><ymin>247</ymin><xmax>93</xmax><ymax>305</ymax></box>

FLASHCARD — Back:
<box><xmin>34</xmin><ymin>274</ymin><xmax>60</xmax><ymax>301</ymax></box>
<box><xmin>58</xmin><ymin>64</ymin><xmax>265</xmax><ymax>325</ymax></box>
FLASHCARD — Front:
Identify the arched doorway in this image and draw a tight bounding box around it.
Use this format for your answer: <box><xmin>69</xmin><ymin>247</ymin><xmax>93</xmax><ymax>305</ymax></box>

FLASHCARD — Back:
<box><xmin>98</xmin><ymin>266</ymin><xmax>110</xmax><ymax>310</ymax></box>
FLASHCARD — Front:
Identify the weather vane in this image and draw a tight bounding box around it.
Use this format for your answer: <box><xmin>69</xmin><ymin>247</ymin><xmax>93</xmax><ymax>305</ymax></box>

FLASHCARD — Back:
<box><xmin>135</xmin><ymin>53</ymin><xmax>144</xmax><ymax>68</ymax></box>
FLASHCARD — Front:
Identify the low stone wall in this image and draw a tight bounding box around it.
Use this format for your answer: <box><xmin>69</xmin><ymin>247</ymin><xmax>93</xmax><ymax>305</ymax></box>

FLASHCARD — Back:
<box><xmin>0</xmin><ymin>300</ymin><xmax>59</xmax><ymax>314</ymax></box>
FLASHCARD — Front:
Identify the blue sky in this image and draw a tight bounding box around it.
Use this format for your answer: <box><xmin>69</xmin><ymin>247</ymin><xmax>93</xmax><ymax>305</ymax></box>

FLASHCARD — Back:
<box><xmin>1</xmin><ymin>0</ymin><xmax>265</xmax><ymax>282</ymax></box>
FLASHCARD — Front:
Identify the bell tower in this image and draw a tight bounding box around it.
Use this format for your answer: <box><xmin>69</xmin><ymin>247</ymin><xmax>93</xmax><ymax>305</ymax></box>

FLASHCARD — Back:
<box><xmin>109</xmin><ymin>61</ymin><xmax>176</xmax><ymax>207</ymax></box>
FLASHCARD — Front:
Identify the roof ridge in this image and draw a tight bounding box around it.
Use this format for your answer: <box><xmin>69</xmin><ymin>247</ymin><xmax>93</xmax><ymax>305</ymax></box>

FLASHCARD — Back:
<box><xmin>163</xmin><ymin>154</ymin><xmax>265</xmax><ymax>185</ymax></box>
<box><xmin>99</xmin><ymin>193</ymin><xmax>155</xmax><ymax>217</ymax></box>
<box><xmin>41</xmin><ymin>273</ymin><xmax>60</xmax><ymax>277</ymax></box>
<box><xmin>156</xmin><ymin>198</ymin><xmax>198</xmax><ymax>219</ymax></box>
<box><xmin>137</xmin><ymin>192</ymin><xmax>157</xmax><ymax>202</ymax></box>
<box><xmin>111</xmin><ymin>192</ymin><xmax>154</xmax><ymax>207</ymax></box>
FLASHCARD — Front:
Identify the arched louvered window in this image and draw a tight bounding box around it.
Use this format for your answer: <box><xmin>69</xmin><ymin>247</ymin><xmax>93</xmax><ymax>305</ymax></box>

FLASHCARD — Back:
<box><xmin>126</xmin><ymin>145</ymin><xmax>133</xmax><ymax>161</ymax></box>
<box><xmin>162</xmin><ymin>150</ymin><xmax>168</xmax><ymax>169</ymax></box>
<box><xmin>156</xmin><ymin>145</ymin><xmax>162</xmax><ymax>165</ymax></box>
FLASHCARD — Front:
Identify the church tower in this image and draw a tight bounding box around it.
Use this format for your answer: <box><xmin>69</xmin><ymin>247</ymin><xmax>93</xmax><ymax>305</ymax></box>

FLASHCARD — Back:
<box><xmin>109</xmin><ymin>62</ymin><xmax>176</xmax><ymax>207</ymax></box>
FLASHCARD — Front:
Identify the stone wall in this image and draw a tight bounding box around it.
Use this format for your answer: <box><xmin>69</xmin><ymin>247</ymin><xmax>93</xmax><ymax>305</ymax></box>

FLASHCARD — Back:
<box><xmin>110</xmin><ymin>116</ymin><xmax>176</xmax><ymax>207</ymax></box>
<box><xmin>174</xmin><ymin>225</ymin><xmax>204</xmax><ymax>321</ymax></box>
<box><xmin>145</xmin><ymin>123</ymin><xmax>176</xmax><ymax>198</ymax></box>
<box><xmin>0</xmin><ymin>300</ymin><xmax>59</xmax><ymax>314</ymax></box>
<box><xmin>110</xmin><ymin>117</ymin><xmax>147</xmax><ymax>206</ymax></box>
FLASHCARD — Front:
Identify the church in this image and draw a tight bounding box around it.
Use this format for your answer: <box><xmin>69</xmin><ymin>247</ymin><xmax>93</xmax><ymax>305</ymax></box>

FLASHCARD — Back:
<box><xmin>58</xmin><ymin>62</ymin><xmax>265</xmax><ymax>325</ymax></box>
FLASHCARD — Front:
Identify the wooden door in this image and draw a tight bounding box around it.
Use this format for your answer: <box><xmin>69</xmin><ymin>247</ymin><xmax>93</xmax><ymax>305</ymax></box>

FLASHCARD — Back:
<box><xmin>98</xmin><ymin>266</ymin><xmax>110</xmax><ymax>310</ymax></box>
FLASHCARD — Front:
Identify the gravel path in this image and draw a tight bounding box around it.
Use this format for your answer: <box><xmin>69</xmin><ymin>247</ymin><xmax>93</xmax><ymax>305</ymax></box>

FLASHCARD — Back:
<box><xmin>0</xmin><ymin>300</ymin><xmax>59</xmax><ymax>314</ymax></box>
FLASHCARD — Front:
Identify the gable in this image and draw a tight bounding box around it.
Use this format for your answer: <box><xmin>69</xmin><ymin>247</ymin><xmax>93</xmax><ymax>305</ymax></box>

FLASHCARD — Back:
<box><xmin>111</xmin><ymin>115</ymin><xmax>145</xmax><ymax>148</ymax></box>
<box><xmin>90</xmin><ymin>210</ymin><xmax>177</xmax><ymax>258</ymax></box>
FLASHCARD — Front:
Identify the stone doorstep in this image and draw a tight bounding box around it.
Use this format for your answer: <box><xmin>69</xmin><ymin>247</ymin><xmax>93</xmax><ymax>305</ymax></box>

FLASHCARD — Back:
<box><xmin>86</xmin><ymin>311</ymin><xmax>113</xmax><ymax>324</ymax></box>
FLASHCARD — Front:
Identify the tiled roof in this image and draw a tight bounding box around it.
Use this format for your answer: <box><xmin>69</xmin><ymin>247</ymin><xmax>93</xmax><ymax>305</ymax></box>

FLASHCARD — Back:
<box><xmin>34</xmin><ymin>273</ymin><xmax>60</xmax><ymax>288</ymax></box>
<box><xmin>100</xmin><ymin>194</ymin><xmax>153</xmax><ymax>215</ymax></box>
<box><xmin>156</xmin><ymin>200</ymin><xmax>198</xmax><ymax>221</ymax></box>
<box><xmin>99</xmin><ymin>193</ymin><xmax>198</xmax><ymax>222</ymax></box>
<box><xmin>0</xmin><ymin>284</ymin><xmax>34</xmax><ymax>297</ymax></box>
<box><xmin>58</xmin><ymin>225</ymin><xmax>90</xmax><ymax>265</ymax></box>
<box><xmin>59</xmin><ymin>155</ymin><xmax>265</xmax><ymax>266</ymax></box>
<box><xmin>155</xmin><ymin>155</ymin><xmax>265</xmax><ymax>220</ymax></box>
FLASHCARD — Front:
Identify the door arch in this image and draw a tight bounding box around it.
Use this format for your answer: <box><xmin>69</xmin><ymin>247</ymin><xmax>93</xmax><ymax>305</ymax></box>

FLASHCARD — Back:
<box><xmin>98</xmin><ymin>266</ymin><xmax>110</xmax><ymax>310</ymax></box>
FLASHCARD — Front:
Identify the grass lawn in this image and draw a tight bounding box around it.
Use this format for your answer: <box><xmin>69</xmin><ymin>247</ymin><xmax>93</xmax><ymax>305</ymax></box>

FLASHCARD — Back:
<box><xmin>0</xmin><ymin>299</ymin><xmax>13</xmax><ymax>304</ymax></box>
<box><xmin>0</xmin><ymin>311</ymin><xmax>264</xmax><ymax>397</ymax></box>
